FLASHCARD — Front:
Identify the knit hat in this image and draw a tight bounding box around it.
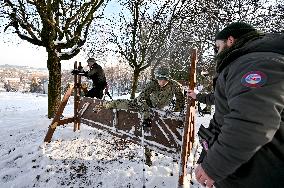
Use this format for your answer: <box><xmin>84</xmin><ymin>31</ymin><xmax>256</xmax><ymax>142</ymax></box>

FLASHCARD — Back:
<box><xmin>155</xmin><ymin>66</ymin><xmax>170</xmax><ymax>80</ymax></box>
<box><xmin>87</xmin><ymin>57</ymin><xmax>96</xmax><ymax>66</ymax></box>
<box><xmin>215</xmin><ymin>22</ymin><xmax>257</xmax><ymax>40</ymax></box>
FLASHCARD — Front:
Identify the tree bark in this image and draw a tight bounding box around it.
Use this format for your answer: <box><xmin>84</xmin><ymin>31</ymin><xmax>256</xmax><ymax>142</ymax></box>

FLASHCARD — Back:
<box><xmin>47</xmin><ymin>50</ymin><xmax>62</xmax><ymax>118</ymax></box>
<box><xmin>130</xmin><ymin>68</ymin><xmax>140</xmax><ymax>99</ymax></box>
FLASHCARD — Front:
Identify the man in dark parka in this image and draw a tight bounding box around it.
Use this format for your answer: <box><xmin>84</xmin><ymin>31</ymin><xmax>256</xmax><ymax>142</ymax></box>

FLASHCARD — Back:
<box><xmin>195</xmin><ymin>22</ymin><xmax>284</xmax><ymax>188</ymax></box>
<box><xmin>85</xmin><ymin>58</ymin><xmax>107</xmax><ymax>99</ymax></box>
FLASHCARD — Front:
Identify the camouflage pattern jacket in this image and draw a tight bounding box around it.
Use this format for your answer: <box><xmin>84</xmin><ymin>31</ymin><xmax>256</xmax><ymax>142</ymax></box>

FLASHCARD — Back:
<box><xmin>137</xmin><ymin>79</ymin><xmax>185</xmax><ymax>112</ymax></box>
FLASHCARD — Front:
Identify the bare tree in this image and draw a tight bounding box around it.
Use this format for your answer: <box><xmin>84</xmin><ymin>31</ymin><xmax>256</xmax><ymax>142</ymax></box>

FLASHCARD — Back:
<box><xmin>163</xmin><ymin>0</ymin><xmax>284</xmax><ymax>91</ymax></box>
<box><xmin>2</xmin><ymin>0</ymin><xmax>106</xmax><ymax>118</ymax></box>
<box><xmin>97</xmin><ymin>0</ymin><xmax>185</xmax><ymax>99</ymax></box>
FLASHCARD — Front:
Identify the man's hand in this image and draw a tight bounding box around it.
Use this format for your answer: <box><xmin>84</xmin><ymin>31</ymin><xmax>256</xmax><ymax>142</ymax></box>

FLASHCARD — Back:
<box><xmin>195</xmin><ymin>164</ymin><xmax>215</xmax><ymax>188</ymax></box>
<box><xmin>71</xmin><ymin>69</ymin><xmax>80</xmax><ymax>75</ymax></box>
<box><xmin>188</xmin><ymin>89</ymin><xmax>197</xmax><ymax>99</ymax></box>
<box><xmin>71</xmin><ymin>69</ymin><xmax>88</xmax><ymax>76</ymax></box>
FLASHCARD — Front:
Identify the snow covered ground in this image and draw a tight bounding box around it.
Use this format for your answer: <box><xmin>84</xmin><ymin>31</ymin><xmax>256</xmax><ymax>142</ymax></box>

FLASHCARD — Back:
<box><xmin>0</xmin><ymin>92</ymin><xmax>213</xmax><ymax>188</ymax></box>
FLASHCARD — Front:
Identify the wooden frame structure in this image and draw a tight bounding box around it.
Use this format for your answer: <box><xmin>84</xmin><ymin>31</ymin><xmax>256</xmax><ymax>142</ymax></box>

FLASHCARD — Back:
<box><xmin>44</xmin><ymin>49</ymin><xmax>197</xmax><ymax>187</ymax></box>
<box><xmin>44</xmin><ymin>62</ymin><xmax>82</xmax><ymax>142</ymax></box>
<box><xmin>178</xmin><ymin>48</ymin><xmax>197</xmax><ymax>187</ymax></box>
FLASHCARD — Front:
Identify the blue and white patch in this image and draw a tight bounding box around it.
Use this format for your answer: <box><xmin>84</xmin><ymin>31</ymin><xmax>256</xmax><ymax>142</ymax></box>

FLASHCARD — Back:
<box><xmin>241</xmin><ymin>71</ymin><xmax>267</xmax><ymax>88</ymax></box>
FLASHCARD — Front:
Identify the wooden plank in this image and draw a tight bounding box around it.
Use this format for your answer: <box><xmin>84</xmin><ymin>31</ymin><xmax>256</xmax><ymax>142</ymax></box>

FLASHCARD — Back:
<box><xmin>178</xmin><ymin>49</ymin><xmax>197</xmax><ymax>187</ymax></box>
<box><xmin>77</xmin><ymin>61</ymin><xmax>82</xmax><ymax>131</ymax></box>
<box><xmin>58</xmin><ymin>117</ymin><xmax>75</xmax><ymax>125</ymax></box>
<box><xmin>79</xmin><ymin>97</ymin><xmax>184</xmax><ymax>158</ymax></box>
<box><xmin>44</xmin><ymin>84</ymin><xmax>74</xmax><ymax>142</ymax></box>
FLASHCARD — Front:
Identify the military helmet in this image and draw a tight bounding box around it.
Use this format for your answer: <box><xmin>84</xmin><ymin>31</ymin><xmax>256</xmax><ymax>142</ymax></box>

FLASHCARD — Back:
<box><xmin>155</xmin><ymin>66</ymin><xmax>170</xmax><ymax>80</ymax></box>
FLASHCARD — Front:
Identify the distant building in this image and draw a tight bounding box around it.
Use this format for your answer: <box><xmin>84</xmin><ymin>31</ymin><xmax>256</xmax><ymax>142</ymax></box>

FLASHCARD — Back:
<box><xmin>0</xmin><ymin>82</ymin><xmax>4</xmax><ymax>90</ymax></box>
<box><xmin>4</xmin><ymin>78</ymin><xmax>21</xmax><ymax>83</ymax></box>
<box><xmin>43</xmin><ymin>80</ymin><xmax>48</xmax><ymax>94</ymax></box>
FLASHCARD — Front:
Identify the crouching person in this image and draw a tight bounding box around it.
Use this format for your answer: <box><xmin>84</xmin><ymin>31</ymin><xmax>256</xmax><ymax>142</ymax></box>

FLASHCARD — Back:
<box><xmin>103</xmin><ymin>66</ymin><xmax>185</xmax><ymax>166</ymax></box>
<box><xmin>104</xmin><ymin>66</ymin><xmax>185</xmax><ymax>114</ymax></box>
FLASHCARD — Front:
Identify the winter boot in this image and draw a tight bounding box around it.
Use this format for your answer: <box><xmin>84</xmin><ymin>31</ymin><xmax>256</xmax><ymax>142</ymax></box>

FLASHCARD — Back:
<box><xmin>145</xmin><ymin>147</ymin><xmax>152</xmax><ymax>167</ymax></box>
<box><xmin>143</xmin><ymin>118</ymin><xmax>151</xmax><ymax>128</ymax></box>
<box><xmin>142</xmin><ymin>118</ymin><xmax>152</xmax><ymax>134</ymax></box>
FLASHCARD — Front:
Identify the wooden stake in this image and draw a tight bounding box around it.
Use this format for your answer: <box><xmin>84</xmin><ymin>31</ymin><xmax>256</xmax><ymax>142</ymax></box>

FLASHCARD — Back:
<box><xmin>178</xmin><ymin>48</ymin><xmax>197</xmax><ymax>187</ymax></box>
<box><xmin>77</xmin><ymin>62</ymin><xmax>82</xmax><ymax>131</ymax></box>
<box><xmin>74</xmin><ymin>61</ymin><xmax>80</xmax><ymax>132</ymax></box>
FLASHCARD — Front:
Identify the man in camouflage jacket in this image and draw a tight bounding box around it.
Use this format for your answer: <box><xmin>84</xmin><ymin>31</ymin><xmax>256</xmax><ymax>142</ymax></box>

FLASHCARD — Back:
<box><xmin>105</xmin><ymin>66</ymin><xmax>185</xmax><ymax>115</ymax></box>
<box><xmin>104</xmin><ymin>66</ymin><xmax>185</xmax><ymax>166</ymax></box>
<box><xmin>136</xmin><ymin>69</ymin><xmax>184</xmax><ymax>113</ymax></box>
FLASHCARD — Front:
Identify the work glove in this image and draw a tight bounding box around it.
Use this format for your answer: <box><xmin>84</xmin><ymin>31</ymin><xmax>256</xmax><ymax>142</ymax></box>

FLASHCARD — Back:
<box><xmin>71</xmin><ymin>69</ymin><xmax>88</xmax><ymax>76</ymax></box>
<box><xmin>71</xmin><ymin>69</ymin><xmax>80</xmax><ymax>75</ymax></box>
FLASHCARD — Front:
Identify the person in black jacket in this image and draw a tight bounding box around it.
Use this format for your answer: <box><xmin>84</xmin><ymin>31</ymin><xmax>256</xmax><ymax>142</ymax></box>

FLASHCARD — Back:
<box><xmin>188</xmin><ymin>72</ymin><xmax>214</xmax><ymax>115</ymax></box>
<box><xmin>195</xmin><ymin>22</ymin><xmax>284</xmax><ymax>188</ymax></box>
<box><xmin>84</xmin><ymin>58</ymin><xmax>107</xmax><ymax>99</ymax></box>
<box><xmin>190</xmin><ymin>91</ymin><xmax>214</xmax><ymax>105</ymax></box>
<box><xmin>188</xmin><ymin>90</ymin><xmax>214</xmax><ymax>115</ymax></box>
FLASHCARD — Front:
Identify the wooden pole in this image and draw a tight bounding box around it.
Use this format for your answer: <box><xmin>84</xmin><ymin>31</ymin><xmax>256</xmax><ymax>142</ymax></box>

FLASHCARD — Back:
<box><xmin>44</xmin><ymin>84</ymin><xmax>74</xmax><ymax>142</ymax></box>
<box><xmin>77</xmin><ymin>62</ymin><xmax>82</xmax><ymax>130</ymax></box>
<box><xmin>178</xmin><ymin>48</ymin><xmax>197</xmax><ymax>187</ymax></box>
<box><xmin>44</xmin><ymin>61</ymin><xmax>82</xmax><ymax>142</ymax></box>
<box><xmin>73</xmin><ymin>61</ymin><xmax>80</xmax><ymax>132</ymax></box>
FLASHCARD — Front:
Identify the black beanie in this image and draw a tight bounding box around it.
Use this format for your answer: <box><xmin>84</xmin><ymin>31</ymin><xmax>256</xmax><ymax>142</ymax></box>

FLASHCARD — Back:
<box><xmin>215</xmin><ymin>22</ymin><xmax>256</xmax><ymax>40</ymax></box>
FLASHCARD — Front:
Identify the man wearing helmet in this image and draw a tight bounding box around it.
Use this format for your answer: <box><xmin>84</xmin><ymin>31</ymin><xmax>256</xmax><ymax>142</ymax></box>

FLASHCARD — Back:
<box><xmin>135</xmin><ymin>66</ymin><xmax>185</xmax><ymax>112</ymax></box>
<box><xmin>104</xmin><ymin>66</ymin><xmax>185</xmax><ymax>114</ymax></box>
<box><xmin>102</xmin><ymin>66</ymin><xmax>185</xmax><ymax>166</ymax></box>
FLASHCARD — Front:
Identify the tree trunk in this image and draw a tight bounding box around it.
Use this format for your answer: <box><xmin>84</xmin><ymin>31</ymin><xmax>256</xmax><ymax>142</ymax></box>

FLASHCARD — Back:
<box><xmin>47</xmin><ymin>50</ymin><xmax>62</xmax><ymax>118</ymax></box>
<box><xmin>130</xmin><ymin>68</ymin><xmax>140</xmax><ymax>99</ymax></box>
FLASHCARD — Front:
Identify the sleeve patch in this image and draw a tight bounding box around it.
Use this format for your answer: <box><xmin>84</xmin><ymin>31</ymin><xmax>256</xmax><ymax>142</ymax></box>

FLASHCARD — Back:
<box><xmin>241</xmin><ymin>71</ymin><xmax>267</xmax><ymax>88</ymax></box>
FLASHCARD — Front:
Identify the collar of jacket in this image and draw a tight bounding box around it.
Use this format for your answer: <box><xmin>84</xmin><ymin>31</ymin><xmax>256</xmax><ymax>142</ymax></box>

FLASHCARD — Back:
<box><xmin>90</xmin><ymin>63</ymin><xmax>98</xmax><ymax>69</ymax></box>
<box><xmin>215</xmin><ymin>31</ymin><xmax>264</xmax><ymax>73</ymax></box>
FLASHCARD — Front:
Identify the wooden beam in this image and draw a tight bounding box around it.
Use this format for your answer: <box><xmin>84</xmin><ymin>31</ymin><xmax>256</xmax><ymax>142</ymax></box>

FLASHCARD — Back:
<box><xmin>73</xmin><ymin>61</ymin><xmax>79</xmax><ymax>132</ymax></box>
<box><xmin>178</xmin><ymin>48</ymin><xmax>197</xmax><ymax>187</ymax></box>
<box><xmin>77</xmin><ymin>62</ymin><xmax>82</xmax><ymax>131</ymax></box>
<box><xmin>58</xmin><ymin>117</ymin><xmax>75</xmax><ymax>125</ymax></box>
<box><xmin>44</xmin><ymin>84</ymin><xmax>74</xmax><ymax>142</ymax></box>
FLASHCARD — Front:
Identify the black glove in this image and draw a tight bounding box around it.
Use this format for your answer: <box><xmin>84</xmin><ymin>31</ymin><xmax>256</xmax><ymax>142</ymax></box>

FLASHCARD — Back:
<box><xmin>71</xmin><ymin>69</ymin><xmax>87</xmax><ymax>76</ymax></box>
<box><xmin>71</xmin><ymin>69</ymin><xmax>80</xmax><ymax>75</ymax></box>
<box><xmin>142</xmin><ymin>118</ymin><xmax>151</xmax><ymax>128</ymax></box>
